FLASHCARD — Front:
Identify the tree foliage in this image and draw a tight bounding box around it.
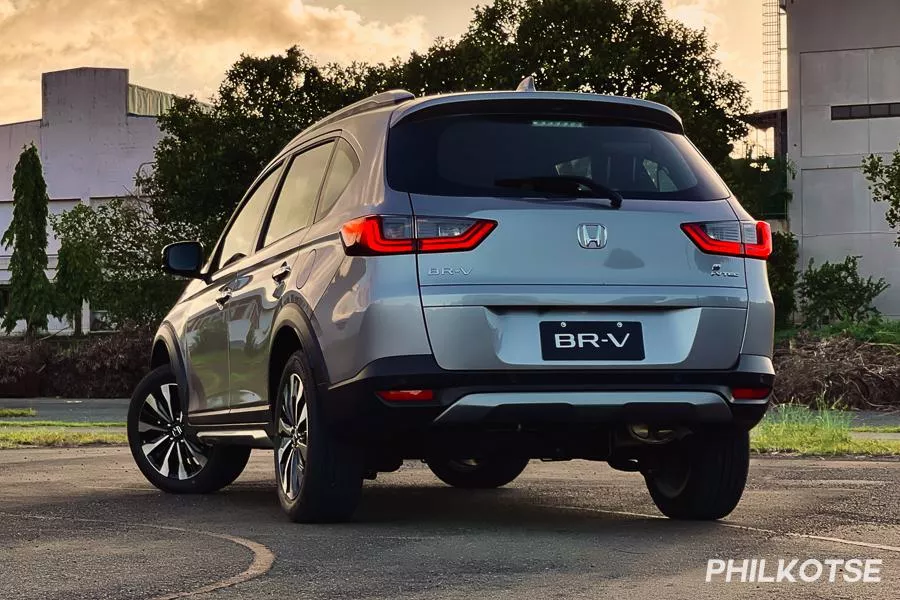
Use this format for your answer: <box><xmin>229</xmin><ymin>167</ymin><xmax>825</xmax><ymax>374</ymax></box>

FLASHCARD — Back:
<box><xmin>135</xmin><ymin>47</ymin><xmax>368</xmax><ymax>247</ymax></box>
<box><xmin>798</xmin><ymin>256</ymin><xmax>889</xmax><ymax>328</ymax></box>
<box><xmin>863</xmin><ymin>144</ymin><xmax>900</xmax><ymax>246</ymax></box>
<box><xmin>1</xmin><ymin>144</ymin><xmax>52</xmax><ymax>337</ymax></box>
<box><xmin>50</xmin><ymin>204</ymin><xmax>100</xmax><ymax>335</ymax></box>
<box><xmin>723</xmin><ymin>154</ymin><xmax>794</xmax><ymax>220</ymax></box>
<box><xmin>51</xmin><ymin>198</ymin><xmax>185</xmax><ymax>328</ymax></box>
<box><xmin>138</xmin><ymin>0</ymin><xmax>749</xmax><ymax>250</ymax></box>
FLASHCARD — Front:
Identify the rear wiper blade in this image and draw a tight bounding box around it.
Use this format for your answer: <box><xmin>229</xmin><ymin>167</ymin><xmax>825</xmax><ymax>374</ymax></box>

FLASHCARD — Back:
<box><xmin>495</xmin><ymin>176</ymin><xmax>624</xmax><ymax>209</ymax></box>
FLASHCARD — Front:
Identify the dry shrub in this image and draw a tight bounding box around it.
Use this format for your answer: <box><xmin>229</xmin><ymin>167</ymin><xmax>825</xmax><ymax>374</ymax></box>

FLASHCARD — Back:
<box><xmin>0</xmin><ymin>328</ymin><xmax>153</xmax><ymax>398</ymax></box>
<box><xmin>774</xmin><ymin>332</ymin><xmax>900</xmax><ymax>410</ymax></box>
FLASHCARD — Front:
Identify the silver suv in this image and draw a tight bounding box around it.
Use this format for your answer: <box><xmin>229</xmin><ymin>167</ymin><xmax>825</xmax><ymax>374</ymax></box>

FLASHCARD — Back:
<box><xmin>127</xmin><ymin>85</ymin><xmax>775</xmax><ymax>523</ymax></box>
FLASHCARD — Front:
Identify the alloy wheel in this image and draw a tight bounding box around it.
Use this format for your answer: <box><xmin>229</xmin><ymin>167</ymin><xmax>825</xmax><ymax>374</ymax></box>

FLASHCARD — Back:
<box><xmin>137</xmin><ymin>383</ymin><xmax>208</xmax><ymax>480</ymax></box>
<box><xmin>277</xmin><ymin>373</ymin><xmax>308</xmax><ymax>500</ymax></box>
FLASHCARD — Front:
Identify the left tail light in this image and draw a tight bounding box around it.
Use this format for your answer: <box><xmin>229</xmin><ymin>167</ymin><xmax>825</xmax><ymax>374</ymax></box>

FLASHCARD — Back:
<box><xmin>681</xmin><ymin>221</ymin><xmax>772</xmax><ymax>260</ymax></box>
<box><xmin>341</xmin><ymin>216</ymin><xmax>496</xmax><ymax>256</ymax></box>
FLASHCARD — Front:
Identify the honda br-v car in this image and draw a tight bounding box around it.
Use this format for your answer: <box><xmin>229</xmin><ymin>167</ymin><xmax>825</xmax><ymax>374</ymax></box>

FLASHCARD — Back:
<box><xmin>128</xmin><ymin>84</ymin><xmax>774</xmax><ymax>523</ymax></box>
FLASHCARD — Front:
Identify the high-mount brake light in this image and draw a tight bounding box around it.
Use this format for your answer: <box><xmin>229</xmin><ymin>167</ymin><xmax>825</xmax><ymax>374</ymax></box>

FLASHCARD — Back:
<box><xmin>340</xmin><ymin>216</ymin><xmax>496</xmax><ymax>256</ymax></box>
<box><xmin>681</xmin><ymin>221</ymin><xmax>772</xmax><ymax>260</ymax></box>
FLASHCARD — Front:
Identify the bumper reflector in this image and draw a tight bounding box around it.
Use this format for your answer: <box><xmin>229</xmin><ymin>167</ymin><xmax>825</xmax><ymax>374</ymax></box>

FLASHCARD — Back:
<box><xmin>377</xmin><ymin>389</ymin><xmax>435</xmax><ymax>402</ymax></box>
<box><xmin>731</xmin><ymin>387</ymin><xmax>772</xmax><ymax>400</ymax></box>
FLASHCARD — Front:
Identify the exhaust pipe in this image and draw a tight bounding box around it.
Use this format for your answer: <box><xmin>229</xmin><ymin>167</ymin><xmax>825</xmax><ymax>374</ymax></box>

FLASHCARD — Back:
<box><xmin>628</xmin><ymin>424</ymin><xmax>681</xmax><ymax>445</ymax></box>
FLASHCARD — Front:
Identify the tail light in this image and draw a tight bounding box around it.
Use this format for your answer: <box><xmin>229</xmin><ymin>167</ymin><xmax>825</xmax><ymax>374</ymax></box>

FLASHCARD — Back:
<box><xmin>377</xmin><ymin>389</ymin><xmax>435</xmax><ymax>402</ymax></box>
<box><xmin>341</xmin><ymin>216</ymin><xmax>496</xmax><ymax>256</ymax></box>
<box><xmin>682</xmin><ymin>221</ymin><xmax>772</xmax><ymax>260</ymax></box>
<box><xmin>731</xmin><ymin>387</ymin><xmax>772</xmax><ymax>400</ymax></box>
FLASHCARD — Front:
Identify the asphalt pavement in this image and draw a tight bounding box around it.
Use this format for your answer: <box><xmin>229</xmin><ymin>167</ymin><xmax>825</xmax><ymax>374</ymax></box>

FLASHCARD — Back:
<box><xmin>1</xmin><ymin>449</ymin><xmax>898</xmax><ymax>599</ymax></box>
<box><xmin>3</xmin><ymin>396</ymin><xmax>900</xmax><ymax>429</ymax></box>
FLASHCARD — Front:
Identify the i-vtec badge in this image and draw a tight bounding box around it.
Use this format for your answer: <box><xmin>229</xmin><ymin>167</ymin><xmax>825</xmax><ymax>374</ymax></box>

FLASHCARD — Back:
<box><xmin>428</xmin><ymin>267</ymin><xmax>472</xmax><ymax>276</ymax></box>
<box><xmin>555</xmin><ymin>332</ymin><xmax>630</xmax><ymax>349</ymax></box>
<box><xmin>711</xmin><ymin>264</ymin><xmax>740</xmax><ymax>278</ymax></box>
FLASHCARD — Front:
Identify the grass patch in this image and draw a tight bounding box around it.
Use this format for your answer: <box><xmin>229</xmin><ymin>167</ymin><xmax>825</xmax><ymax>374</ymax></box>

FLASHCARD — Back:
<box><xmin>0</xmin><ymin>408</ymin><xmax>37</xmax><ymax>418</ymax></box>
<box><xmin>0</xmin><ymin>420</ymin><xmax>125</xmax><ymax>428</ymax></box>
<box><xmin>752</xmin><ymin>404</ymin><xmax>900</xmax><ymax>456</ymax></box>
<box><xmin>0</xmin><ymin>429</ymin><xmax>126</xmax><ymax>449</ymax></box>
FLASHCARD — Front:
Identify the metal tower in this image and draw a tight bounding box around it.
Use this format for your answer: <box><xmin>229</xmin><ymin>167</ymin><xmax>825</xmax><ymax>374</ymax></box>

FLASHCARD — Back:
<box><xmin>762</xmin><ymin>0</ymin><xmax>784</xmax><ymax>110</ymax></box>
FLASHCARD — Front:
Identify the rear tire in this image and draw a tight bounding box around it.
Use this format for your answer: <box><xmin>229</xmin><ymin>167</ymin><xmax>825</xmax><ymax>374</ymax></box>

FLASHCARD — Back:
<box><xmin>427</xmin><ymin>457</ymin><xmax>530</xmax><ymax>489</ymax></box>
<box><xmin>643</xmin><ymin>428</ymin><xmax>749</xmax><ymax>520</ymax></box>
<box><xmin>128</xmin><ymin>365</ymin><xmax>250</xmax><ymax>494</ymax></box>
<box><xmin>274</xmin><ymin>351</ymin><xmax>364</xmax><ymax>523</ymax></box>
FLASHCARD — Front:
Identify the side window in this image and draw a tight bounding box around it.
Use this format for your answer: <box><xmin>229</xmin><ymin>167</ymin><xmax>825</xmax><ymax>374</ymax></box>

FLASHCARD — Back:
<box><xmin>316</xmin><ymin>139</ymin><xmax>360</xmax><ymax>221</ymax></box>
<box><xmin>263</xmin><ymin>142</ymin><xmax>335</xmax><ymax>247</ymax></box>
<box><xmin>219</xmin><ymin>165</ymin><xmax>282</xmax><ymax>269</ymax></box>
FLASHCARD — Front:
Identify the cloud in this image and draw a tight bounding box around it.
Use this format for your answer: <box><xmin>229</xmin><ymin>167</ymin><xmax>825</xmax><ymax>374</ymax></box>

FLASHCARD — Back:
<box><xmin>0</xmin><ymin>0</ymin><xmax>431</xmax><ymax>123</ymax></box>
<box><xmin>664</xmin><ymin>0</ymin><xmax>724</xmax><ymax>31</ymax></box>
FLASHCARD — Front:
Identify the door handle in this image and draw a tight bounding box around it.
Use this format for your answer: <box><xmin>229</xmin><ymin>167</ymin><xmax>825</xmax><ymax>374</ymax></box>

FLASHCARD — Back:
<box><xmin>215</xmin><ymin>289</ymin><xmax>232</xmax><ymax>309</ymax></box>
<box><xmin>272</xmin><ymin>263</ymin><xmax>292</xmax><ymax>283</ymax></box>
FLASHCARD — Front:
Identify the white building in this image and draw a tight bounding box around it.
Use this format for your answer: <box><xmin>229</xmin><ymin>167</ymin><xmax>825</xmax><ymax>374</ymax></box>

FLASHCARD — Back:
<box><xmin>786</xmin><ymin>0</ymin><xmax>900</xmax><ymax>316</ymax></box>
<box><xmin>0</xmin><ymin>67</ymin><xmax>173</xmax><ymax>334</ymax></box>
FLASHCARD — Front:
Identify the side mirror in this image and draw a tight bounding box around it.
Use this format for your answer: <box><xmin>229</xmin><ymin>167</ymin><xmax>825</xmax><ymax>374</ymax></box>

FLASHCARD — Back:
<box><xmin>162</xmin><ymin>241</ymin><xmax>205</xmax><ymax>280</ymax></box>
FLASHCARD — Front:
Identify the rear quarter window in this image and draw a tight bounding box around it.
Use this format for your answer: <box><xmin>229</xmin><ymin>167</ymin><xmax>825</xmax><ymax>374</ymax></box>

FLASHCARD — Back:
<box><xmin>387</xmin><ymin>114</ymin><xmax>730</xmax><ymax>201</ymax></box>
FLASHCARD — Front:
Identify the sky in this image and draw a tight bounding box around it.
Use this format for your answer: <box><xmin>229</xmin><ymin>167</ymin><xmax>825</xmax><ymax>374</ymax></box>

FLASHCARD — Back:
<box><xmin>0</xmin><ymin>0</ymin><xmax>765</xmax><ymax>124</ymax></box>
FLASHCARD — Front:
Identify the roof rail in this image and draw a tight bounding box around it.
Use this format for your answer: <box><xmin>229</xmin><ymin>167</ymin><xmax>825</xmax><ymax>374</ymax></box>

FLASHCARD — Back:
<box><xmin>307</xmin><ymin>89</ymin><xmax>415</xmax><ymax>133</ymax></box>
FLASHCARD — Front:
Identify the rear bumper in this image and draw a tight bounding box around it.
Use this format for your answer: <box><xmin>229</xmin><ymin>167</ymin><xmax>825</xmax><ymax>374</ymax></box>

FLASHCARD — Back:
<box><xmin>323</xmin><ymin>354</ymin><xmax>773</xmax><ymax>440</ymax></box>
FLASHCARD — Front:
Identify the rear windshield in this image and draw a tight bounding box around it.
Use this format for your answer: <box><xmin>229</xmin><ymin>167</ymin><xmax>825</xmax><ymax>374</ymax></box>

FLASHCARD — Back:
<box><xmin>387</xmin><ymin>114</ymin><xmax>730</xmax><ymax>201</ymax></box>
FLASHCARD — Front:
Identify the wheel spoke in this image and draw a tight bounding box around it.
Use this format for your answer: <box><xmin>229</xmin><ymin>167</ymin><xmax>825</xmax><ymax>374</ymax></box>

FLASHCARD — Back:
<box><xmin>291</xmin><ymin>449</ymin><xmax>302</xmax><ymax>495</ymax></box>
<box><xmin>144</xmin><ymin>394</ymin><xmax>172</xmax><ymax>424</ymax></box>
<box><xmin>278</xmin><ymin>416</ymin><xmax>293</xmax><ymax>436</ymax></box>
<box><xmin>175</xmin><ymin>441</ymin><xmax>188</xmax><ymax>480</ymax></box>
<box><xmin>184</xmin><ymin>439</ymin><xmax>208</xmax><ymax>468</ymax></box>
<box><xmin>159</xmin><ymin>384</ymin><xmax>177</xmax><ymax>422</ymax></box>
<box><xmin>297</xmin><ymin>403</ymin><xmax>308</xmax><ymax>431</ymax></box>
<box><xmin>282</xmin><ymin>447</ymin><xmax>295</xmax><ymax>497</ymax></box>
<box><xmin>138</xmin><ymin>421</ymin><xmax>166</xmax><ymax>433</ymax></box>
<box><xmin>296</xmin><ymin>441</ymin><xmax>308</xmax><ymax>465</ymax></box>
<box><xmin>158</xmin><ymin>440</ymin><xmax>176</xmax><ymax>477</ymax></box>
<box><xmin>141</xmin><ymin>434</ymin><xmax>169</xmax><ymax>456</ymax></box>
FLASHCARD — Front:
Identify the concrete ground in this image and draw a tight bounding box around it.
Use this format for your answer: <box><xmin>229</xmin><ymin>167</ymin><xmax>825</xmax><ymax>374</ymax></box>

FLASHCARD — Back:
<box><xmin>0</xmin><ymin>449</ymin><xmax>898</xmax><ymax>599</ymax></box>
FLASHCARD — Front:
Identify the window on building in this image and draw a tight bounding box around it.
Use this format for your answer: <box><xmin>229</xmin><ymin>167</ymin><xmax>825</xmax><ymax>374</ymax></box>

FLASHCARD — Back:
<box><xmin>832</xmin><ymin>103</ymin><xmax>900</xmax><ymax>121</ymax></box>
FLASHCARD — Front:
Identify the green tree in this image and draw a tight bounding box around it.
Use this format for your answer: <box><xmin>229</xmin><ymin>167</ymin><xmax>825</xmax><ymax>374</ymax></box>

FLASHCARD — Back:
<box><xmin>863</xmin><ymin>144</ymin><xmax>900</xmax><ymax>246</ymax></box>
<box><xmin>139</xmin><ymin>1</ymin><xmax>750</xmax><ymax>249</ymax></box>
<box><xmin>51</xmin><ymin>198</ymin><xmax>186</xmax><ymax>328</ymax></box>
<box><xmin>136</xmin><ymin>47</ymin><xmax>364</xmax><ymax>248</ymax></box>
<box><xmin>377</xmin><ymin>0</ymin><xmax>749</xmax><ymax>166</ymax></box>
<box><xmin>1</xmin><ymin>144</ymin><xmax>52</xmax><ymax>338</ymax></box>
<box><xmin>723</xmin><ymin>153</ymin><xmax>794</xmax><ymax>220</ymax></box>
<box><xmin>50</xmin><ymin>204</ymin><xmax>102</xmax><ymax>335</ymax></box>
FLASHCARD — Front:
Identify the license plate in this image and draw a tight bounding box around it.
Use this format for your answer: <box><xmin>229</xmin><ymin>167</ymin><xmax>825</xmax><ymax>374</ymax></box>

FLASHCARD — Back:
<box><xmin>540</xmin><ymin>321</ymin><xmax>645</xmax><ymax>361</ymax></box>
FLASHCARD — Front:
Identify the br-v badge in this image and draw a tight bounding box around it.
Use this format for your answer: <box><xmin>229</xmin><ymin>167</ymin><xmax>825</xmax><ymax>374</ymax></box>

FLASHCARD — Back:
<box><xmin>577</xmin><ymin>224</ymin><xmax>608</xmax><ymax>249</ymax></box>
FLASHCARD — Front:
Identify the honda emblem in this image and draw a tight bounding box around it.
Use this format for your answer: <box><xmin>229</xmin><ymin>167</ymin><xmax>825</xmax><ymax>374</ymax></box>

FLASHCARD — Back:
<box><xmin>577</xmin><ymin>224</ymin><xmax>608</xmax><ymax>249</ymax></box>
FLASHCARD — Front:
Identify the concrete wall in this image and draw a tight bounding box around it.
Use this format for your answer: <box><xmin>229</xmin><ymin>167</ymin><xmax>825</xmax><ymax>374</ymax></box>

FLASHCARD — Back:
<box><xmin>786</xmin><ymin>0</ymin><xmax>900</xmax><ymax>316</ymax></box>
<box><xmin>0</xmin><ymin>68</ymin><xmax>164</xmax><ymax>334</ymax></box>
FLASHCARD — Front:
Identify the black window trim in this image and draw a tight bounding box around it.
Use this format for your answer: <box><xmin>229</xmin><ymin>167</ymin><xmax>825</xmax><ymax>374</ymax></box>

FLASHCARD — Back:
<box><xmin>257</xmin><ymin>137</ymin><xmax>339</xmax><ymax>250</ymax></box>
